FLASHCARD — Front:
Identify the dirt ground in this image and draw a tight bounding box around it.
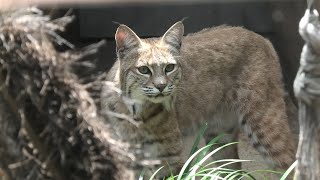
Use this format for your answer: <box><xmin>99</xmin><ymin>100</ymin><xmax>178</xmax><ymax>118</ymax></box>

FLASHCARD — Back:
<box><xmin>238</xmin><ymin>133</ymin><xmax>283</xmax><ymax>180</ymax></box>
<box><xmin>0</xmin><ymin>135</ymin><xmax>296</xmax><ymax>180</ymax></box>
<box><xmin>0</xmin><ymin>99</ymin><xmax>300</xmax><ymax>180</ymax></box>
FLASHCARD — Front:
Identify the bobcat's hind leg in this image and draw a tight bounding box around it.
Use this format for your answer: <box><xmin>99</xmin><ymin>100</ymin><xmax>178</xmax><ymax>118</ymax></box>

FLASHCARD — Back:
<box><xmin>239</xmin><ymin>99</ymin><xmax>296</xmax><ymax>170</ymax></box>
<box><xmin>204</xmin><ymin>111</ymin><xmax>241</xmax><ymax>170</ymax></box>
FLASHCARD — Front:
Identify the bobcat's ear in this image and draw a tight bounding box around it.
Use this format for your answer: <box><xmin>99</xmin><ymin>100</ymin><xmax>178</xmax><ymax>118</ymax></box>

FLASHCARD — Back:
<box><xmin>161</xmin><ymin>21</ymin><xmax>184</xmax><ymax>52</ymax></box>
<box><xmin>115</xmin><ymin>24</ymin><xmax>142</xmax><ymax>55</ymax></box>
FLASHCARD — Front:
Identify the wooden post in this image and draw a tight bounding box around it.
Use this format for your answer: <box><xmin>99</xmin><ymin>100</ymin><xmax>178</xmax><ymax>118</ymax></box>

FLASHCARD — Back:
<box><xmin>294</xmin><ymin>0</ymin><xmax>320</xmax><ymax>179</ymax></box>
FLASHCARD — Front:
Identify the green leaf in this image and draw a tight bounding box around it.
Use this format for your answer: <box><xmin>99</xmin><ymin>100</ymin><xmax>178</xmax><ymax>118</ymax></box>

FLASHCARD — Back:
<box><xmin>192</xmin><ymin>134</ymin><xmax>224</xmax><ymax>166</ymax></box>
<box><xmin>188</xmin><ymin>122</ymin><xmax>208</xmax><ymax>157</ymax></box>
<box><xmin>280</xmin><ymin>160</ymin><xmax>297</xmax><ymax>180</ymax></box>
<box><xmin>177</xmin><ymin>145</ymin><xmax>214</xmax><ymax>180</ymax></box>
<box><xmin>139</xmin><ymin>169</ymin><xmax>145</xmax><ymax>180</ymax></box>
<box><xmin>166</xmin><ymin>161</ymin><xmax>174</xmax><ymax>179</ymax></box>
<box><xmin>181</xmin><ymin>123</ymin><xmax>209</xmax><ymax>178</ymax></box>
<box><xmin>149</xmin><ymin>166</ymin><xmax>165</xmax><ymax>180</ymax></box>
<box><xmin>188</xmin><ymin>142</ymin><xmax>239</xmax><ymax>179</ymax></box>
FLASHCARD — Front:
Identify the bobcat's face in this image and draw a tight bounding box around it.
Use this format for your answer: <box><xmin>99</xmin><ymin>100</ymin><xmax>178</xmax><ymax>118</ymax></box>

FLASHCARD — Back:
<box><xmin>115</xmin><ymin>22</ymin><xmax>184</xmax><ymax>104</ymax></box>
<box><xmin>129</xmin><ymin>44</ymin><xmax>181</xmax><ymax>103</ymax></box>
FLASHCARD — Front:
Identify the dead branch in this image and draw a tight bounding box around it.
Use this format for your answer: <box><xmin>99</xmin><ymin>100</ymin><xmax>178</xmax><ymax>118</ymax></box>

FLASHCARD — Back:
<box><xmin>0</xmin><ymin>8</ymin><xmax>122</xmax><ymax>180</ymax></box>
<box><xmin>294</xmin><ymin>2</ymin><xmax>320</xmax><ymax>179</ymax></box>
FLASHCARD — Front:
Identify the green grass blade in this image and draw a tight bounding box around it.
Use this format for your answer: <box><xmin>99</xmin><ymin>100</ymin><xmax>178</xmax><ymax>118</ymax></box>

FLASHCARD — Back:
<box><xmin>177</xmin><ymin>145</ymin><xmax>213</xmax><ymax>180</ymax></box>
<box><xmin>195</xmin><ymin>173</ymin><xmax>224</xmax><ymax>180</ymax></box>
<box><xmin>189</xmin><ymin>142</ymin><xmax>239</xmax><ymax>178</ymax></box>
<box><xmin>193</xmin><ymin>134</ymin><xmax>224</xmax><ymax>166</ymax></box>
<box><xmin>181</xmin><ymin>124</ymin><xmax>209</xmax><ymax>179</ymax></box>
<box><xmin>188</xmin><ymin>122</ymin><xmax>208</xmax><ymax>157</ymax></box>
<box><xmin>147</xmin><ymin>131</ymin><xmax>296</xmax><ymax>180</ymax></box>
<box><xmin>196</xmin><ymin>167</ymin><xmax>230</xmax><ymax>176</ymax></box>
<box><xmin>280</xmin><ymin>160</ymin><xmax>297</xmax><ymax>180</ymax></box>
<box><xmin>200</xmin><ymin>159</ymin><xmax>251</xmax><ymax>170</ymax></box>
<box><xmin>149</xmin><ymin>165</ymin><xmax>165</xmax><ymax>180</ymax></box>
<box><xmin>202</xmin><ymin>160</ymin><xmax>248</xmax><ymax>175</ymax></box>
<box><xmin>166</xmin><ymin>161</ymin><xmax>174</xmax><ymax>179</ymax></box>
<box><xmin>233</xmin><ymin>171</ymin><xmax>256</xmax><ymax>180</ymax></box>
<box><xmin>223</xmin><ymin>169</ymin><xmax>255</xmax><ymax>180</ymax></box>
<box><xmin>200</xmin><ymin>169</ymin><xmax>233</xmax><ymax>180</ymax></box>
<box><xmin>238</xmin><ymin>169</ymin><xmax>283</xmax><ymax>180</ymax></box>
<box><xmin>183</xmin><ymin>126</ymin><xmax>224</xmax><ymax>179</ymax></box>
<box><xmin>139</xmin><ymin>169</ymin><xmax>145</xmax><ymax>180</ymax></box>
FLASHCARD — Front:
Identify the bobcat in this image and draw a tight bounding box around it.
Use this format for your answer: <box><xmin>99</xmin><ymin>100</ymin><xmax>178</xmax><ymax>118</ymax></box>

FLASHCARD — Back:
<box><xmin>102</xmin><ymin>21</ymin><xmax>296</xmax><ymax>178</ymax></box>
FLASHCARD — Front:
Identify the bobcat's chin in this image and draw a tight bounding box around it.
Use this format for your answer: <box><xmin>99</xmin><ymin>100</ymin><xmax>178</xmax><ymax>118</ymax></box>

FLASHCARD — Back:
<box><xmin>145</xmin><ymin>94</ymin><xmax>172</xmax><ymax>104</ymax></box>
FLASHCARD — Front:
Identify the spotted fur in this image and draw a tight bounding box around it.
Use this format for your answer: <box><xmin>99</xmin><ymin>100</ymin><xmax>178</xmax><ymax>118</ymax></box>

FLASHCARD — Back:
<box><xmin>102</xmin><ymin>21</ymin><xmax>296</xmax><ymax>178</ymax></box>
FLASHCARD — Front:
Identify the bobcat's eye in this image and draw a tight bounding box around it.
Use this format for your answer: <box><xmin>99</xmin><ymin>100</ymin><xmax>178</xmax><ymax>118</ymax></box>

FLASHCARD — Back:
<box><xmin>165</xmin><ymin>64</ymin><xmax>175</xmax><ymax>73</ymax></box>
<box><xmin>137</xmin><ymin>66</ymin><xmax>151</xmax><ymax>75</ymax></box>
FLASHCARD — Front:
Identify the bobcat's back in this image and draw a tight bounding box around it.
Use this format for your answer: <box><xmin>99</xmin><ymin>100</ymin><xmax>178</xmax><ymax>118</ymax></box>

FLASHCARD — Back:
<box><xmin>103</xmin><ymin>22</ymin><xmax>296</xmax><ymax>179</ymax></box>
<box><xmin>176</xmin><ymin>26</ymin><xmax>295</xmax><ymax>168</ymax></box>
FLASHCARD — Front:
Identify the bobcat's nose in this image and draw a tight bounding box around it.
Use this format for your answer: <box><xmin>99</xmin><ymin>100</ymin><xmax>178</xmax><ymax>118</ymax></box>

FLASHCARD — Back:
<box><xmin>155</xmin><ymin>84</ymin><xmax>166</xmax><ymax>92</ymax></box>
<box><xmin>153</xmin><ymin>76</ymin><xmax>167</xmax><ymax>92</ymax></box>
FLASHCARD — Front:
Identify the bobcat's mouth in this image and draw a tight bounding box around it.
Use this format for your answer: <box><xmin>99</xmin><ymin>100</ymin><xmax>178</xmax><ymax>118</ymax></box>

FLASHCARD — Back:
<box><xmin>148</xmin><ymin>94</ymin><xmax>166</xmax><ymax>98</ymax></box>
<box><xmin>146</xmin><ymin>93</ymin><xmax>171</xmax><ymax>103</ymax></box>
<box><xmin>154</xmin><ymin>94</ymin><xmax>165</xmax><ymax>98</ymax></box>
